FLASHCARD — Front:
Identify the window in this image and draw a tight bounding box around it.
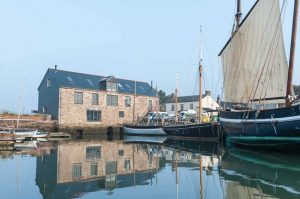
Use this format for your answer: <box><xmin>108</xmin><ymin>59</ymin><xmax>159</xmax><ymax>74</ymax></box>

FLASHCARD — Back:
<box><xmin>90</xmin><ymin>163</ymin><xmax>98</xmax><ymax>176</ymax></box>
<box><xmin>42</xmin><ymin>106</ymin><xmax>48</xmax><ymax>114</ymax></box>
<box><xmin>119</xmin><ymin>111</ymin><xmax>125</xmax><ymax>118</ymax></box>
<box><xmin>106</xmin><ymin>161</ymin><xmax>118</xmax><ymax>175</ymax></box>
<box><xmin>86</xmin><ymin>146</ymin><xmax>101</xmax><ymax>160</ymax></box>
<box><xmin>107</xmin><ymin>82</ymin><xmax>117</xmax><ymax>91</ymax></box>
<box><xmin>125</xmin><ymin>96</ymin><xmax>131</xmax><ymax>107</ymax></box>
<box><xmin>87</xmin><ymin>110</ymin><xmax>101</xmax><ymax>122</ymax></box>
<box><xmin>190</xmin><ymin>103</ymin><xmax>194</xmax><ymax>110</ymax></box>
<box><xmin>119</xmin><ymin>149</ymin><xmax>124</xmax><ymax>156</ymax></box>
<box><xmin>92</xmin><ymin>93</ymin><xmax>99</xmax><ymax>105</ymax></box>
<box><xmin>148</xmin><ymin>100</ymin><xmax>153</xmax><ymax>110</ymax></box>
<box><xmin>124</xmin><ymin>160</ymin><xmax>131</xmax><ymax>170</ymax></box>
<box><xmin>180</xmin><ymin>104</ymin><xmax>184</xmax><ymax>111</ymax></box>
<box><xmin>171</xmin><ymin>104</ymin><xmax>175</xmax><ymax>111</ymax></box>
<box><xmin>72</xmin><ymin>163</ymin><xmax>82</xmax><ymax>179</ymax></box>
<box><xmin>107</xmin><ymin>95</ymin><xmax>118</xmax><ymax>106</ymax></box>
<box><xmin>74</xmin><ymin>92</ymin><xmax>83</xmax><ymax>104</ymax></box>
<box><xmin>46</xmin><ymin>79</ymin><xmax>51</xmax><ymax>88</ymax></box>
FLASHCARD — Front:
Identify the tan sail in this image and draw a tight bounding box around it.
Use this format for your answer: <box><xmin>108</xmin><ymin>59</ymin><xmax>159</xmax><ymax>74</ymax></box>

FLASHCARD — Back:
<box><xmin>219</xmin><ymin>0</ymin><xmax>290</xmax><ymax>104</ymax></box>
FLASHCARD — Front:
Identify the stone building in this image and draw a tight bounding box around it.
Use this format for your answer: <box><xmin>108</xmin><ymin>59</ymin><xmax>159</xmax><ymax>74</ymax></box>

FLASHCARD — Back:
<box><xmin>165</xmin><ymin>91</ymin><xmax>219</xmax><ymax>115</ymax></box>
<box><xmin>38</xmin><ymin>67</ymin><xmax>158</xmax><ymax>127</ymax></box>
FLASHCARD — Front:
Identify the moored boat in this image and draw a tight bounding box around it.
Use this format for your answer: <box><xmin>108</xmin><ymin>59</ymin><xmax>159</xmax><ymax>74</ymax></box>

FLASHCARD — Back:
<box><xmin>162</xmin><ymin>27</ymin><xmax>220</xmax><ymax>140</ymax></box>
<box><xmin>163</xmin><ymin>122</ymin><xmax>220</xmax><ymax>140</ymax></box>
<box><xmin>123</xmin><ymin>124</ymin><xmax>166</xmax><ymax>136</ymax></box>
<box><xmin>219</xmin><ymin>0</ymin><xmax>300</xmax><ymax>149</ymax></box>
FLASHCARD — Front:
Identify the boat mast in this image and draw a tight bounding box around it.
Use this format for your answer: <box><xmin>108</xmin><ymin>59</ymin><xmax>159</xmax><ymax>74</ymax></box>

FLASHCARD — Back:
<box><xmin>199</xmin><ymin>26</ymin><xmax>203</xmax><ymax>123</ymax></box>
<box><xmin>133</xmin><ymin>80</ymin><xmax>136</xmax><ymax>123</ymax></box>
<box><xmin>175</xmin><ymin>73</ymin><xmax>179</xmax><ymax>122</ymax></box>
<box><xmin>17</xmin><ymin>80</ymin><xmax>24</xmax><ymax>129</ymax></box>
<box><xmin>286</xmin><ymin>0</ymin><xmax>299</xmax><ymax>106</ymax></box>
<box><xmin>235</xmin><ymin>0</ymin><xmax>242</xmax><ymax>30</ymax></box>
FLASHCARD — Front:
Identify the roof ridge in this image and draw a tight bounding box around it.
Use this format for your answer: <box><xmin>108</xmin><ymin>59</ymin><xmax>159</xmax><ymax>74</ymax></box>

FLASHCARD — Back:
<box><xmin>48</xmin><ymin>68</ymin><xmax>150</xmax><ymax>84</ymax></box>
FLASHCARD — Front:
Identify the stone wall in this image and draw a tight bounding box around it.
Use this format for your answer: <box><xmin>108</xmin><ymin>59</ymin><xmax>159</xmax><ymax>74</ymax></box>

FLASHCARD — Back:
<box><xmin>59</xmin><ymin>87</ymin><xmax>158</xmax><ymax>127</ymax></box>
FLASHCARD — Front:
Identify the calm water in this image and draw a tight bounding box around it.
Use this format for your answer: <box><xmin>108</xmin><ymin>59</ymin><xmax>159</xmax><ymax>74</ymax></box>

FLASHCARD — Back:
<box><xmin>0</xmin><ymin>136</ymin><xmax>300</xmax><ymax>199</ymax></box>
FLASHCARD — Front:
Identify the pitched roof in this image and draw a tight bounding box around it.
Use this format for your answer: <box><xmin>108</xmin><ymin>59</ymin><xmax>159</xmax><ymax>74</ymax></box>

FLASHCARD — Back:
<box><xmin>166</xmin><ymin>95</ymin><xmax>208</xmax><ymax>103</ymax></box>
<box><xmin>39</xmin><ymin>68</ymin><xmax>157</xmax><ymax>97</ymax></box>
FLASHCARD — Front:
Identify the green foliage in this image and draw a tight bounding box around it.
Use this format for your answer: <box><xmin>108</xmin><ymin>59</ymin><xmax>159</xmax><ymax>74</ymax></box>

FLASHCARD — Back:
<box><xmin>1</xmin><ymin>110</ymin><xmax>16</xmax><ymax>115</ymax></box>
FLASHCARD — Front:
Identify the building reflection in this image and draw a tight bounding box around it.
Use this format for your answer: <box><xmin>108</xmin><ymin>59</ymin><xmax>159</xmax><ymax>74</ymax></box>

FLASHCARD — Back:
<box><xmin>36</xmin><ymin>140</ymin><xmax>162</xmax><ymax>199</ymax></box>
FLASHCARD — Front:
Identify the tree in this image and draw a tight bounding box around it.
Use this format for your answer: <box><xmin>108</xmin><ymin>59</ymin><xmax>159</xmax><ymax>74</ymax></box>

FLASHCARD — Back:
<box><xmin>158</xmin><ymin>90</ymin><xmax>172</xmax><ymax>111</ymax></box>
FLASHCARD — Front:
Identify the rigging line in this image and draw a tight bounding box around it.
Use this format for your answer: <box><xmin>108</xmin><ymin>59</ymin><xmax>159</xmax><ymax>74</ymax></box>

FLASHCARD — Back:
<box><xmin>260</xmin><ymin>0</ymin><xmax>288</xmax><ymax>107</ymax></box>
<box><xmin>203</xmin><ymin>35</ymin><xmax>215</xmax><ymax>95</ymax></box>
<box><xmin>249</xmin><ymin>0</ymin><xmax>287</xmax><ymax>105</ymax></box>
<box><xmin>221</xmin><ymin>6</ymin><xmax>238</xmax><ymax>105</ymax></box>
<box><xmin>240</xmin><ymin>0</ymin><xmax>278</xmax><ymax>103</ymax></box>
<box><xmin>245</xmin><ymin>0</ymin><xmax>280</xmax><ymax>104</ymax></box>
<box><xmin>240</xmin><ymin>1</ymin><xmax>277</xmax><ymax>103</ymax></box>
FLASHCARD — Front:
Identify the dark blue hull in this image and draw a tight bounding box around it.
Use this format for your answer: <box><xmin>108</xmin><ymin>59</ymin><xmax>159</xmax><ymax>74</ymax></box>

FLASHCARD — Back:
<box><xmin>162</xmin><ymin>123</ymin><xmax>220</xmax><ymax>140</ymax></box>
<box><xmin>220</xmin><ymin>104</ymin><xmax>300</xmax><ymax>150</ymax></box>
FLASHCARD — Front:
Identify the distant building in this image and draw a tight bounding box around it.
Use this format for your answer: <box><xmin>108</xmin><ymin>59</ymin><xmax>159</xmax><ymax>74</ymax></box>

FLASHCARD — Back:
<box><xmin>38</xmin><ymin>67</ymin><xmax>158</xmax><ymax>127</ymax></box>
<box><xmin>165</xmin><ymin>91</ymin><xmax>219</xmax><ymax>115</ymax></box>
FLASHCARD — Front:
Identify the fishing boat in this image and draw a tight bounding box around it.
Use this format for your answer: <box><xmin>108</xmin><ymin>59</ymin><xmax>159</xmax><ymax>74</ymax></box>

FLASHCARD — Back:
<box><xmin>123</xmin><ymin>81</ymin><xmax>166</xmax><ymax>136</ymax></box>
<box><xmin>123</xmin><ymin>124</ymin><xmax>166</xmax><ymax>136</ymax></box>
<box><xmin>219</xmin><ymin>0</ymin><xmax>300</xmax><ymax>149</ymax></box>
<box><xmin>163</xmin><ymin>27</ymin><xmax>220</xmax><ymax>140</ymax></box>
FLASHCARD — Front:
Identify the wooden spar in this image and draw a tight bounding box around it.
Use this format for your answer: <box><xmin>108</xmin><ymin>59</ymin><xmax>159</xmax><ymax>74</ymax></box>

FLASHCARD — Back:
<box><xmin>175</xmin><ymin>73</ymin><xmax>179</xmax><ymax>122</ymax></box>
<box><xmin>17</xmin><ymin>80</ymin><xmax>24</xmax><ymax>129</ymax></box>
<box><xmin>286</xmin><ymin>0</ymin><xmax>299</xmax><ymax>106</ymax></box>
<box><xmin>235</xmin><ymin>0</ymin><xmax>242</xmax><ymax>28</ymax></box>
<box><xmin>133</xmin><ymin>81</ymin><xmax>136</xmax><ymax>123</ymax></box>
<box><xmin>199</xmin><ymin>26</ymin><xmax>203</xmax><ymax>123</ymax></box>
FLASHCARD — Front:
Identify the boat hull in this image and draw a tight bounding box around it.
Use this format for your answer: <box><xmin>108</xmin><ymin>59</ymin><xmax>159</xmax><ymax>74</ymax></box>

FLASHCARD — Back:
<box><xmin>162</xmin><ymin>123</ymin><xmax>220</xmax><ymax>140</ymax></box>
<box><xmin>123</xmin><ymin>125</ymin><xmax>166</xmax><ymax>136</ymax></box>
<box><xmin>220</xmin><ymin>105</ymin><xmax>300</xmax><ymax>149</ymax></box>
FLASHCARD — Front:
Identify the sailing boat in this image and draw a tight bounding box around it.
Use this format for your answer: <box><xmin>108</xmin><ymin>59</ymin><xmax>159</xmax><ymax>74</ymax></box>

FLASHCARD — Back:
<box><xmin>123</xmin><ymin>81</ymin><xmax>166</xmax><ymax>136</ymax></box>
<box><xmin>219</xmin><ymin>0</ymin><xmax>300</xmax><ymax>148</ymax></box>
<box><xmin>3</xmin><ymin>80</ymin><xmax>48</xmax><ymax>139</ymax></box>
<box><xmin>163</xmin><ymin>27</ymin><xmax>220</xmax><ymax>140</ymax></box>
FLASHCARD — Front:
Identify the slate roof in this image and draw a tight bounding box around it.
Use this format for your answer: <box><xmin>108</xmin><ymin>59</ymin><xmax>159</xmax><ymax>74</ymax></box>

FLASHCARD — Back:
<box><xmin>166</xmin><ymin>95</ymin><xmax>208</xmax><ymax>103</ymax></box>
<box><xmin>39</xmin><ymin>68</ymin><xmax>157</xmax><ymax>97</ymax></box>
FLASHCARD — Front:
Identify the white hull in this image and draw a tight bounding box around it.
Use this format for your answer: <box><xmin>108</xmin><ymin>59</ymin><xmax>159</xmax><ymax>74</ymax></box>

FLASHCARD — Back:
<box><xmin>124</xmin><ymin>126</ymin><xmax>166</xmax><ymax>136</ymax></box>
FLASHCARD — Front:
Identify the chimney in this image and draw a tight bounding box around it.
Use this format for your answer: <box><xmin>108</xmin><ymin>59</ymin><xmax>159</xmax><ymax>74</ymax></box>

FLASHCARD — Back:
<box><xmin>205</xmin><ymin>90</ymin><xmax>211</xmax><ymax>96</ymax></box>
<box><xmin>55</xmin><ymin>65</ymin><xmax>57</xmax><ymax>70</ymax></box>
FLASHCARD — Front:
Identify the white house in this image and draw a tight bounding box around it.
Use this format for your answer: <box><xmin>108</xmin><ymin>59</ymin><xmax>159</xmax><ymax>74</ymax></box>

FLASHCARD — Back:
<box><xmin>165</xmin><ymin>91</ymin><xmax>219</xmax><ymax>115</ymax></box>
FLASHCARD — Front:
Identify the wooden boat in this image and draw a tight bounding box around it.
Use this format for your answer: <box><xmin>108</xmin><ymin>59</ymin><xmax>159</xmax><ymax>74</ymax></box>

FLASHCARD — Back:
<box><xmin>163</xmin><ymin>122</ymin><xmax>219</xmax><ymax>140</ymax></box>
<box><xmin>219</xmin><ymin>0</ymin><xmax>300</xmax><ymax>149</ymax></box>
<box><xmin>162</xmin><ymin>27</ymin><xmax>219</xmax><ymax>140</ymax></box>
<box><xmin>123</xmin><ymin>124</ymin><xmax>166</xmax><ymax>136</ymax></box>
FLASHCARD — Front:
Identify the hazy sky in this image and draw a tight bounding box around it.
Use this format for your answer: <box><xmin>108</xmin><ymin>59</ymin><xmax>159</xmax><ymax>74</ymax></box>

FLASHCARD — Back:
<box><xmin>0</xmin><ymin>0</ymin><xmax>298</xmax><ymax>113</ymax></box>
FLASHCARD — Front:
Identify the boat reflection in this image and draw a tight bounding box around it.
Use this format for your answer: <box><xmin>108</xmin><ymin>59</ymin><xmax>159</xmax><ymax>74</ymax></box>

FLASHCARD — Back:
<box><xmin>221</xmin><ymin>149</ymin><xmax>300</xmax><ymax>199</ymax></box>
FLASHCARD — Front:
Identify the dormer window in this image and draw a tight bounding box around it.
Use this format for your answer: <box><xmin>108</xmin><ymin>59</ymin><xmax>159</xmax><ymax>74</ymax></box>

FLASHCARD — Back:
<box><xmin>47</xmin><ymin>79</ymin><xmax>51</xmax><ymax>88</ymax></box>
<box><xmin>107</xmin><ymin>82</ymin><xmax>117</xmax><ymax>92</ymax></box>
<box><xmin>99</xmin><ymin>76</ymin><xmax>118</xmax><ymax>92</ymax></box>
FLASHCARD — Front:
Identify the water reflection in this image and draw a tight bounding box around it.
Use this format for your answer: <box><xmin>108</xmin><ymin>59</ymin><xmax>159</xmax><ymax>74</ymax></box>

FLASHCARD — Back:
<box><xmin>0</xmin><ymin>137</ymin><xmax>299</xmax><ymax>199</ymax></box>
<box><xmin>221</xmin><ymin>149</ymin><xmax>300</xmax><ymax>199</ymax></box>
